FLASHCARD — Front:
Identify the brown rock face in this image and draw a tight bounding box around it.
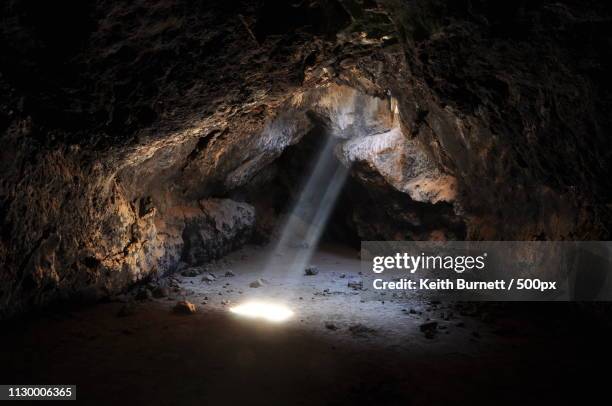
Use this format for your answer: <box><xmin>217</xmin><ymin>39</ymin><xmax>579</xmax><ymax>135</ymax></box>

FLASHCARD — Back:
<box><xmin>179</xmin><ymin>199</ymin><xmax>255</xmax><ymax>265</ymax></box>
<box><xmin>379</xmin><ymin>0</ymin><xmax>612</xmax><ymax>240</ymax></box>
<box><xmin>1</xmin><ymin>0</ymin><xmax>611</xmax><ymax>317</ymax></box>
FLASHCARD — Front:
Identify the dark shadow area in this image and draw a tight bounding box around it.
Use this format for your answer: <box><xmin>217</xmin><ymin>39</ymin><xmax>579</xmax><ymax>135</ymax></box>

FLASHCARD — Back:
<box><xmin>1</xmin><ymin>300</ymin><xmax>611</xmax><ymax>405</ymax></box>
<box><xmin>234</xmin><ymin>125</ymin><xmax>466</xmax><ymax>250</ymax></box>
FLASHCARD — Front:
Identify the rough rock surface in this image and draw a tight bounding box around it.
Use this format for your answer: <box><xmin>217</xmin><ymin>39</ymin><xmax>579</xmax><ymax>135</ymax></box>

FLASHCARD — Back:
<box><xmin>340</xmin><ymin>127</ymin><xmax>457</xmax><ymax>204</ymax></box>
<box><xmin>181</xmin><ymin>199</ymin><xmax>255</xmax><ymax>265</ymax></box>
<box><xmin>342</xmin><ymin>0</ymin><xmax>612</xmax><ymax>240</ymax></box>
<box><xmin>1</xmin><ymin>0</ymin><xmax>611</xmax><ymax>317</ymax></box>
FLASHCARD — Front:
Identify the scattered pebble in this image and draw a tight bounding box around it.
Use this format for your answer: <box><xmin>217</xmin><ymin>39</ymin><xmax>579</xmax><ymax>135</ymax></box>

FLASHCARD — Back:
<box><xmin>181</xmin><ymin>268</ymin><xmax>201</xmax><ymax>277</ymax></box>
<box><xmin>348</xmin><ymin>323</ymin><xmax>376</xmax><ymax>337</ymax></box>
<box><xmin>419</xmin><ymin>321</ymin><xmax>438</xmax><ymax>339</ymax></box>
<box><xmin>441</xmin><ymin>311</ymin><xmax>453</xmax><ymax>321</ymax></box>
<box><xmin>202</xmin><ymin>274</ymin><xmax>216</xmax><ymax>283</ymax></box>
<box><xmin>173</xmin><ymin>300</ymin><xmax>197</xmax><ymax>315</ymax></box>
<box><xmin>249</xmin><ymin>278</ymin><xmax>266</xmax><ymax>288</ymax></box>
<box><xmin>347</xmin><ymin>280</ymin><xmax>363</xmax><ymax>290</ymax></box>
<box><xmin>304</xmin><ymin>265</ymin><xmax>319</xmax><ymax>276</ymax></box>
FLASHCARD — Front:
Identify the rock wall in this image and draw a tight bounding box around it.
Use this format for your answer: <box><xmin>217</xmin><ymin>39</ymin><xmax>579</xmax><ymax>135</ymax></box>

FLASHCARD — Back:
<box><xmin>1</xmin><ymin>0</ymin><xmax>611</xmax><ymax>317</ymax></box>
<box><xmin>179</xmin><ymin>199</ymin><xmax>255</xmax><ymax>265</ymax></box>
<box><xmin>342</xmin><ymin>0</ymin><xmax>612</xmax><ymax>240</ymax></box>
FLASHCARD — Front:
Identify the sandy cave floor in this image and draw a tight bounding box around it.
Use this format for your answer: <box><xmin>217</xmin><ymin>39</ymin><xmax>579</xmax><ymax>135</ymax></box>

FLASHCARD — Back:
<box><xmin>165</xmin><ymin>243</ymin><xmax>496</xmax><ymax>349</ymax></box>
<box><xmin>0</xmin><ymin>243</ymin><xmax>609</xmax><ymax>405</ymax></box>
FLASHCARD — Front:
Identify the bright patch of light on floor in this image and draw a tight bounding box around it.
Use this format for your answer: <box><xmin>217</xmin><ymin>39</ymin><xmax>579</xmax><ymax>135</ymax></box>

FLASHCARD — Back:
<box><xmin>230</xmin><ymin>302</ymin><xmax>294</xmax><ymax>323</ymax></box>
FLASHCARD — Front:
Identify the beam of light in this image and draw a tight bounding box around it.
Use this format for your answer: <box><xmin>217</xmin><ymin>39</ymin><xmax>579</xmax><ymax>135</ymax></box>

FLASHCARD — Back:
<box><xmin>229</xmin><ymin>302</ymin><xmax>294</xmax><ymax>323</ymax></box>
<box><xmin>225</xmin><ymin>89</ymin><xmax>399</xmax><ymax>321</ymax></box>
<box><xmin>266</xmin><ymin>134</ymin><xmax>350</xmax><ymax>278</ymax></box>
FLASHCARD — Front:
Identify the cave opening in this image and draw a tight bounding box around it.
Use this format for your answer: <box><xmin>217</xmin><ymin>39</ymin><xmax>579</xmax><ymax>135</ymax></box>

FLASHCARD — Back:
<box><xmin>212</xmin><ymin>85</ymin><xmax>468</xmax><ymax>323</ymax></box>
<box><xmin>229</xmin><ymin>85</ymin><xmax>466</xmax><ymax>263</ymax></box>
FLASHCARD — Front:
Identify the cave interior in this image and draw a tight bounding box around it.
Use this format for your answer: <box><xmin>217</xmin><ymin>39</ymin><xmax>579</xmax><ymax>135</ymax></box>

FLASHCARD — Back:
<box><xmin>1</xmin><ymin>0</ymin><xmax>612</xmax><ymax>404</ymax></box>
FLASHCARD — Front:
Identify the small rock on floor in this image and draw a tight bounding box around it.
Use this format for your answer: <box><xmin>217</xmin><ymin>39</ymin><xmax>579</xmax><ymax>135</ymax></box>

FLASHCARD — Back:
<box><xmin>174</xmin><ymin>300</ymin><xmax>197</xmax><ymax>315</ymax></box>
<box><xmin>181</xmin><ymin>268</ymin><xmax>201</xmax><ymax>277</ymax></box>
<box><xmin>304</xmin><ymin>265</ymin><xmax>319</xmax><ymax>276</ymax></box>
<box><xmin>348</xmin><ymin>323</ymin><xmax>376</xmax><ymax>337</ymax></box>
<box><xmin>419</xmin><ymin>321</ymin><xmax>438</xmax><ymax>339</ymax></box>
<box><xmin>420</xmin><ymin>321</ymin><xmax>438</xmax><ymax>331</ymax></box>
<box><xmin>325</xmin><ymin>322</ymin><xmax>338</xmax><ymax>330</ymax></box>
<box><xmin>347</xmin><ymin>280</ymin><xmax>363</xmax><ymax>290</ymax></box>
<box><xmin>249</xmin><ymin>278</ymin><xmax>266</xmax><ymax>288</ymax></box>
<box><xmin>202</xmin><ymin>274</ymin><xmax>216</xmax><ymax>283</ymax></box>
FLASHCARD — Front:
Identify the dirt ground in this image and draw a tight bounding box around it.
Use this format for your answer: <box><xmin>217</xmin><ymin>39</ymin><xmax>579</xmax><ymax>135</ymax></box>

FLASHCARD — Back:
<box><xmin>1</xmin><ymin>244</ymin><xmax>609</xmax><ymax>405</ymax></box>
